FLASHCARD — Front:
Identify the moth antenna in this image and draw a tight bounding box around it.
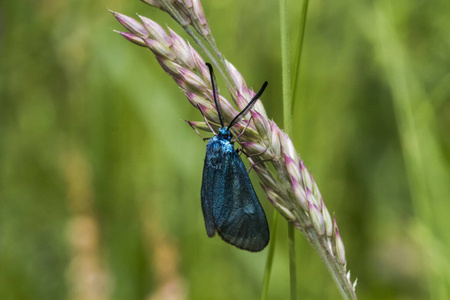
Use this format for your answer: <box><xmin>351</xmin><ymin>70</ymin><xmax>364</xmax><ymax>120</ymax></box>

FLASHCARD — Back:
<box><xmin>206</xmin><ymin>63</ymin><xmax>224</xmax><ymax>128</ymax></box>
<box><xmin>228</xmin><ymin>81</ymin><xmax>268</xmax><ymax>130</ymax></box>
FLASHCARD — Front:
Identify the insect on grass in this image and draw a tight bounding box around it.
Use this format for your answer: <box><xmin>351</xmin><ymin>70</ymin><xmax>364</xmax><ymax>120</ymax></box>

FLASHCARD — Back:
<box><xmin>200</xmin><ymin>63</ymin><xmax>269</xmax><ymax>252</ymax></box>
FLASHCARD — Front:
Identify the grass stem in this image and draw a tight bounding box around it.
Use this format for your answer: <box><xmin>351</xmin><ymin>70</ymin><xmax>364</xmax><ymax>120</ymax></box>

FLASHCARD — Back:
<box><xmin>261</xmin><ymin>211</ymin><xmax>279</xmax><ymax>300</ymax></box>
<box><xmin>291</xmin><ymin>0</ymin><xmax>309</xmax><ymax>110</ymax></box>
<box><xmin>280</xmin><ymin>0</ymin><xmax>296</xmax><ymax>299</ymax></box>
<box><xmin>288</xmin><ymin>223</ymin><xmax>297</xmax><ymax>300</ymax></box>
<box><xmin>280</xmin><ymin>0</ymin><xmax>293</xmax><ymax>137</ymax></box>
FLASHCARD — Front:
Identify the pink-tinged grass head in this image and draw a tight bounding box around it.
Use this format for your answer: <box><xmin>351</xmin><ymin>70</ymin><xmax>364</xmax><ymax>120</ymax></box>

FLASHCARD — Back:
<box><xmin>182</xmin><ymin>0</ymin><xmax>193</xmax><ymax>7</ymax></box>
<box><xmin>144</xmin><ymin>38</ymin><xmax>176</xmax><ymax>60</ymax></box>
<box><xmin>114</xmin><ymin>31</ymin><xmax>147</xmax><ymax>47</ymax></box>
<box><xmin>179</xmin><ymin>69</ymin><xmax>207</xmax><ymax>93</ymax></box>
<box><xmin>168</xmin><ymin>28</ymin><xmax>195</xmax><ymax>69</ymax></box>
<box><xmin>280</xmin><ymin>132</ymin><xmax>298</xmax><ymax>163</ymax></box>
<box><xmin>261</xmin><ymin>186</ymin><xmax>295</xmax><ymax>221</ymax></box>
<box><xmin>334</xmin><ymin>217</ymin><xmax>346</xmax><ymax>265</ymax></box>
<box><xmin>184</xmin><ymin>92</ymin><xmax>211</xmax><ymax>108</ymax></box>
<box><xmin>311</xmin><ymin>174</ymin><xmax>322</xmax><ymax>202</ymax></box>
<box><xmin>308</xmin><ymin>201</ymin><xmax>325</xmax><ymax>236</ymax></box>
<box><xmin>321</xmin><ymin>198</ymin><xmax>333</xmax><ymax>237</ymax></box>
<box><xmin>185</xmin><ymin>120</ymin><xmax>208</xmax><ymax>132</ymax></box>
<box><xmin>225</xmin><ymin>60</ymin><xmax>246</xmax><ymax>93</ymax></box>
<box><xmin>240</xmin><ymin>142</ymin><xmax>268</xmax><ymax>157</ymax></box>
<box><xmin>141</xmin><ymin>0</ymin><xmax>162</xmax><ymax>8</ymax></box>
<box><xmin>192</xmin><ymin>0</ymin><xmax>210</xmax><ymax>35</ymax></box>
<box><xmin>250</xmin><ymin>110</ymin><xmax>270</xmax><ymax>139</ymax></box>
<box><xmin>189</xmin><ymin>46</ymin><xmax>210</xmax><ymax>84</ymax></box>
<box><xmin>111</xmin><ymin>10</ymin><xmax>148</xmax><ymax>38</ymax></box>
<box><xmin>192</xmin><ymin>0</ymin><xmax>207</xmax><ymax>25</ymax></box>
<box><xmin>260</xmin><ymin>185</ymin><xmax>276</xmax><ymax>204</ymax></box>
<box><xmin>236</xmin><ymin>90</ymin><xmax>248</xmax><ymax>110</ymax></box>
<box><xmin>269</xmin><ymin>122</ymin><xmax>281</xmax><ymax>158</ymax></box>
<box><xmin>230</xmin><ymin>121</ymin><xmax>259</xmax><ymax>142</ymax></box>
<box><xmin>156</xmin><ymin>57</ymin><xmax>182</xmax><ymax>78</ymax></box>
<box><xmin>274</xmin><ymin>202</ymin><xmax>297</xmax><ymax>221</ymax></box>
<box><xmin>300</xmin><ymin>160</ymin><xmax>313</xmax><ymax>192</ymax></box>
<box><xmin>305</xmin><ymin>187</ymin><xmax>319</xmax><ymax>207</ymax></box>
<box><xmin>252</xmin><ymin>163</ymin><xmax>278</xmax><ymax>188</ymax></box>
<box><xmin>185</xmin><ymin>120</ymin><xmax>219</xmax><ymax>135</ymax></box>
<box><xmin>216</xmin><ymin>95</ymin><xmax>238</xmax><ymax>122</ymax></box>
<box><xmin>284</xmin><ymin>154</ymin><xmax>301</xmax><ymax>183</ymax></box>
<box><xmin>290</xmin><ymin>176</ymin><xmax>308</xmax><ymax>211</ymax></box>
<box><xmin>197</xmin><ymin>103</ymin><xmax>220</xmax><ymax>125</ymax></box>
<box><xmin>252</xmin><ymin>94</ymin><xmax>268</xmax><ymax>118</ymax></box>
<box><xmin>138</xmin><ymin>15</ymin><xmax>171</xmax><ymax>47</ymax></box>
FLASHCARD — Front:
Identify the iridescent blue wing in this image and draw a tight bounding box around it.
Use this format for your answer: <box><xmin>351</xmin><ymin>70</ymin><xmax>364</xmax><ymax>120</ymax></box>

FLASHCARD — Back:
<box><xmin>212</xmin><ymin>151</ymin><xmax>270</xmax><ymax>252</ymax></box>
<box><xmin>201</xmin><ymin>141</ymin><xmax>217</xmax><ymax>237</ymax></box>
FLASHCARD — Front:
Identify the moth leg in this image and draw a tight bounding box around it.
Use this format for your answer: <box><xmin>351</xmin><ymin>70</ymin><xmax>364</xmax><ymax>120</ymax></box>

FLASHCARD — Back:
<box><xmin>197</xmin><ymin>104</ymin><xmax>217</xmax><ymax>135</ymax></box>
<box><xmin>238</xmin><ymin>140</ymin><xmax>271</xmax><ymax>159</ymax></box>
<box><xmin>235</xmin><ymin>148</ymin><xmax>264</xmax><ymax>174</ymax></box>
<box><xmin>236</xmin><ymin>148</ymin><xmax>250</xmax><ymax>158</ymax></box>
<box><xmin>247</xmin><ymin>157</ymin><xmax>274</xmax><ymax>174</ymax></box>
<box><xmin>249</xmin><ymin>141</ymin><xmax>270</xmax><ymax>158</ymax></box>
<box><xmin>246</xmin><ymin>149</ymin><xmax>281</xmax><ymax>174</ymax></box>
<box><xmin>231</xmin><ymin>116</ymin><xmax>253</xmax><ymax>143</ymax></box>
<box><xmin>185</xmin><ymin>120</ymin><xmax>212</xmax><ymax>141</ymax></box>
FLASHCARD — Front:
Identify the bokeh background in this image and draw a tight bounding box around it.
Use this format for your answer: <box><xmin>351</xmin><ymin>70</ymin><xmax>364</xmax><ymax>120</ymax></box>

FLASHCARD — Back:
<box><xmin>1</xmin><ymin>0</ymin><xmax>450</xmax><ymax>299</ymax></box>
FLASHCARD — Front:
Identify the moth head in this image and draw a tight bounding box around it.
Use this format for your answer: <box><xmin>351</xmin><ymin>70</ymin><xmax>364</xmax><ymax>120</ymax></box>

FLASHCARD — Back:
<box><xmin>219</xmin><ymin>127</ymin><xmax>232</xmax><ymax>141</ymax></box>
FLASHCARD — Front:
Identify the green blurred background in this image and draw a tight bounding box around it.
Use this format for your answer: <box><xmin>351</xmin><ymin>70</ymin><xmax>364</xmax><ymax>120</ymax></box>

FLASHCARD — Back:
<box><xmin>1</xmin><ymin>0</ymin><xmax>450</xmax><ymax>299</ymax></box>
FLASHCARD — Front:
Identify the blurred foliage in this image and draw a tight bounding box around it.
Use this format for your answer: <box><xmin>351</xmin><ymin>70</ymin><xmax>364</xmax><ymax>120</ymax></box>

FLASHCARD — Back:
<box><xmin>1</xmin><ymin>0</ymin><xmax>450</xmax><ymax>299</ymax></box>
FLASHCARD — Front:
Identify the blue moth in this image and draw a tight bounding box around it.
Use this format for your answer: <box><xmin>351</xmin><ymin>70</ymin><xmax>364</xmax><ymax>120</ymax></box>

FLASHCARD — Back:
<box><xmin>201</xmin><ymin>63</ymin><xmax>269</xmax><ymax>252</ymax></box>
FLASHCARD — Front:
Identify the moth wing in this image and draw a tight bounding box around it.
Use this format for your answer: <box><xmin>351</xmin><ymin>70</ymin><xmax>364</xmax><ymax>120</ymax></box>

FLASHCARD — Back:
<box><xmin>201</xmin><ymin>145</ymin><xmax>217</xmax><ymax>237</ymax></box>
<box><xmin>213</xmin><ymin>152</ymin><xmax>270</xmax><ymax>252</ymax></box>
